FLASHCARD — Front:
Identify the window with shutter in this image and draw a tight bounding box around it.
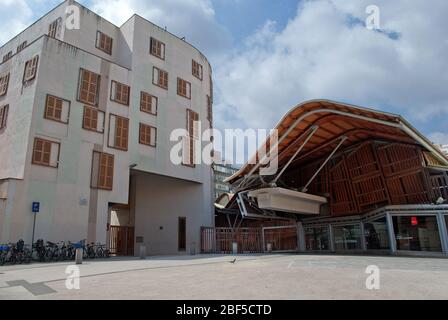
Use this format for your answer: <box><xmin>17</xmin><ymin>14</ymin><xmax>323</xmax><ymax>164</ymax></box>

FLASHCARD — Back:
<box><xmin>192</xmin><ymin>60</ymin><xmax>203</xmax><ymax>80</ymax></box>
<box><xmin>44</xmin><ymin>95</ymin><xmax>70</xmax><ymax>123</ymax></box>
<box><xmin>2</xmin><ymin>51</ymin><xmax>12</xmax><ymax>63</ymax></box>
<box><xmin>23</xmin><ymin>55</ymin><xmax>39</xmax><ymax>82</ymax></box>
<box><xmin>108</xmin><ymin>114</ymin><xmax>129</xmax><ymax>150</ymax></box>
<box><xmin>78</xmin><ymin>68</ymin><xmax>100</xmax><ymax>106</ymax></box>
<box><xmin>140</xmin><ymin>92</ymin><xmax>157</xmax><ymax>115</ymax></box>
<box><xmin>150</xmin><ymin>37</ymin><xmax>165</xmax><ymax>60</ymax></box>
<box><xmin>16</xmin><ymin>41</ymin><xmax>27</xmax><ymax>53</ymax></box>
<box><xmin>110</xmin><ymin>80</ymin><xmax>130</xmax><ymax>106</ymax></box>
<box><xmin>83</xmin><ymin>106</ymin><xmax>104</xmax><ymax>133</ymax></box>
<box><xmin>48</xmin><ymin>18</ymin><xmax>61</xmax><ymax>38</ymax></box>
<box><xmin>32</xmin><ymin>138</ymin><xmax>60</xmax><ymax>167</ymax></box>
<box><xmin>96</xmin><ymin>31</ymin><xmax>113</xmax><ymax>55</ymax></box>
<box><xmin>184</xmin><ymin>109</ymin><xmax>199</xmax><ymax>166</ymax></box>
<box><xmin>0</xmin><ymin>105</ymin><xmax>9</xmax><ymax>130</ymax></box>
<box><xmin>152</xmin><ymin>67</ymin><xmax>168</xmax><ymax>89</ymax></box>
<box><xmin>91</xmin><ymin>151</ymin><xmax>114</xmax><ymax>190</ymax></box>
<box><xmin>177</xmin><ymin>78</ymin><xmax>191</xmax><ymax>99</ymax></box>
<box><xmin>0</xmin><ymin>73</ymin><xmax>9</xmax><ymax>96</ymax></box>
<box><xmin>139</xmin><ymin>123</ymin><xmax>157</xmax><ymax>147</ymax></box>
<box><xmin>207</xmin><ymin>95</ymin><xmax>213</xmax><ymax>126</ymax></box>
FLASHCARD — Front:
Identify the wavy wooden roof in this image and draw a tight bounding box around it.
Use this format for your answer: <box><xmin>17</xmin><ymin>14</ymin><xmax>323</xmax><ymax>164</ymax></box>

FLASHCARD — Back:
<box><xmin>227</xmin><ymin>99</ymin><xmax>448</xmax><ymax>184</ymax></box>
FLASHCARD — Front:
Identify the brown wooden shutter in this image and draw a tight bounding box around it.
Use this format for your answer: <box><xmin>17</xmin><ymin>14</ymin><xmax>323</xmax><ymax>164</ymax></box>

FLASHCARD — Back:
<box><xmin>96</xmin><ymin>152</ymin><xmax>114</xmax><ymax>190</ymax></box>
<box><xmin>0</xmin><ymin>105</ymin><xmax>8</xmax><ymax>129</ymax></box>
<box><xmin>79</xmin><ymin>69</ymin><xmax>100</xmax><ymax>106</ymax></box>
<box><xmin>114</xmin><ymin>116</ymin><xmax>129</xmax><ymax>150</ymax></box>
<box><xmin>32</xmin><ymin>138</ymin><xmax>55</xmax><ymax>167</ymax></box>
<box><xmin>83</xmin><ymin>106</ymin><xmax>99</xmax><ymax>131</ymax></box>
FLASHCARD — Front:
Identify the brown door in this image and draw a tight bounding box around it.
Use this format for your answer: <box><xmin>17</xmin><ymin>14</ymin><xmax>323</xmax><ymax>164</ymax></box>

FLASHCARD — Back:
<box><xmin>178</xmin><ymin>217</ymin><xmax>186</xmax><ymax>251</ymax></box>
<box><xmin>109</xmin><ymin>226</ymin><xmax>134</xmax><ymax>256</ymax></box>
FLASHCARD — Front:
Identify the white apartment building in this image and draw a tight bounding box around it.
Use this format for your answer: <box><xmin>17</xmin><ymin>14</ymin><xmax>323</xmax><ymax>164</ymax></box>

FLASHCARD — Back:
<box><xmin>0</xmin><ymin>0</ymin><xmax>214</xmax><ymax>255</ymax></box>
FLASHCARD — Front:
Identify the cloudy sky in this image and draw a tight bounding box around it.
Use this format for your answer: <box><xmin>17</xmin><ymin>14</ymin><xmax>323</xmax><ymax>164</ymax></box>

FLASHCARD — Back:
<box><xmin>1</xmin><ymin>0</ymin><xmax>447</xmax><ymax>145</ymax></box>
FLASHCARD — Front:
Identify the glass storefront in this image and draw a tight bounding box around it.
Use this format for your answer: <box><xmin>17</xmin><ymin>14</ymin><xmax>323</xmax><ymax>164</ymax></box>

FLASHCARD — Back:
<box><xmin>445</xmin><ymin>215</ymin><xmax>448</xmax><ymax>236</ymax></box>
<box><xmin>364</xmin><ymin>217</ymin><xmax>390</xmax><ymax>250</ymax></box>
<box><xmin>392</xmin><ymin>215</ymin><xmax>442</xmax><ymax>252</ymax></box>
<box><xmin>332</xmin><ymin>224</ymin><xmax>363</xmax><ymax>251</ymax></box>
<box><xmin>305</xmin><ymin>226</ymin><xmax>329</xmax><ymax>250</ymax></box>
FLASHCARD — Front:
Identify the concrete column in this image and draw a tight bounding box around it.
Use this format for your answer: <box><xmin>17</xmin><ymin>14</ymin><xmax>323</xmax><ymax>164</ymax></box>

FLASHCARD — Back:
<box><xmin>386</xmin><ymin>213</ymin><xmax>397</xmax><ymax>253</ymax></box>
<box><xmin>328</xmin><ymin>224</ymin><xmax>335</xmax><ymax>252</ymax></box>
<box><xmin>360</xmin><ymin>222</ymin><xmax>367</xmax><ymax>251</ymax></box>
<box><xmin>297</xmin><ymin>222</ymin><xmax>306</xmax><ymax>252</ymax></box>
<box><xmin>436</xmin><ymin>213</ymin><xmax>448</xmax><ymax>255</ymax></box>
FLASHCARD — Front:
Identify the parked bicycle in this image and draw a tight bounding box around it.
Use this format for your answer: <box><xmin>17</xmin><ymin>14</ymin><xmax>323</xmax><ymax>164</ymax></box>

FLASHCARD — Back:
<box><xmin>0</xmin><ymin>240</ymin><xmax>32</xmax><ymax>265</ymax></box>
<box><xmin>0</xmin><ymin>239</ymin><xmax>110</xmax><ymax>265</ymax></box>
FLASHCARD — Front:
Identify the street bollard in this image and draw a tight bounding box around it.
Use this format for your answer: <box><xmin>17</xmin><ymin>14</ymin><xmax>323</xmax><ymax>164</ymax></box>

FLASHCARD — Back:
<box><xmin>232</xmin><ymin>242</ymin><xmax>238</xmax><ymax>255</ymax></box>
<box><xmin>75</xmin><ymin>248</ymin><xmax>83</xmax><ymax>264</ymax></box>
<box><xmin>139</xmin><ymin>245</ymin><xmax>146</xmax><ymax>259</ymax></box>
<box><xmin>190</xmin><ymin>242</ymin><xmax>196</xmax><ymax>256</ymax></box>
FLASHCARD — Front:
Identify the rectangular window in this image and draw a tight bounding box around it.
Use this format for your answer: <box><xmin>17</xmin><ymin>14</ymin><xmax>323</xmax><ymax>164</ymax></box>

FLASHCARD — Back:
<box><xmin>140</xmin><ymin>92</ymin><xmax>157</xmax><ymax>115</ymax></box>
<box><xmin>206</xmin><ymin>95</ymin><xmax>212</xmax><ymax>126</ymax></box>
<box><xmin>83</xmin><ymin>106</ymin><xmax>105</xmax><ymax>133</ymax></box>
<box><xmin>91</xmin><ymin>151</ymin><xmax>114</xmax><ymax>190</ymax></box>
<box><xmin>108</xmin><ymin>114</ymin><xmax>129</xmax><ymax>151</ymax></box>
<box><xmin>48</xmin><ymin>18</ymin><xmax>61</xmax><ymax>38</ymax></box>
<box><xmin>96</xmin><ymin>31</ymin><xmax>113</xmax><ymax>55</ymax></box>
<box><xmin>187</xmin><ymin>109</ymin><xmax>199</xmax><ymax>139</ymax></box>
<box><xmin>183</xmin><ymin>109</ymin><xmax>199</xmax><ymax>166</ymax></box>
<box><xmin>152</xmin><ymin>67</ymin><xmax>168</xmax><ymax>89</ymax></box>
<box><xmin>177</xmin><ymin>78</ymin><xmax>191</xmax><ymax>99</ymax></box>
<box><xmin>78</xmin><ymin>68</ymin><xmax>100</xmax><ymax>106</ymax></box>
<box><xmin>0</xmin><ymin>73</ymin><xmax>9</xmax><ymax>96</ymax></box>
<box><xmin>364</xmin><ymin>217</ymin><xmax>390</xmax><ymax>250</ymax></box>
<box><xmin>392</xmin><ymin>215</ymin><xmax>442</xmax><ymax>252</ymax></box>
<box><xmin>332</xmin><ymin>224</ymin><xmax>363</xmax><ymax>251</ymax></box>
<box><xmin>44</xmin><ymin>95</ymin><xmax>70</xmax><ymax>123</ymax></box>
<box><xmin>150</xmin><ymin>37</ymin><xmax>165</xmax><ymax>60</ymax></box>
<box><xmin>178</xmin><ymin>217</ymin><xmax>186</xmax><ymax>251</ymax></box>
<box><xmin>16</xmin><ymin>41</ymin><xmax>27</xmax><ymax>53</ymax></box>
<box><xmin>139</xmin><ymin>123</ymin><xmax>157</xmax><ymax>147</ymax></box>
<box><xmin>192</xmin><ymin>60</ymin><xmax>203</xmax><ymax>80</ymax></box>
<box><xmin>110</xmin><ymin>80</ymin><xmax>130</xmax><ymax>106</ymax></box>
<box><xmin>305</xmin><ymin>226</ymin><xmax>330</xmax><ymax>251</ymax></box>
<box><xmin>32</xmin><ymin>137</ymin><xmax>60</xmax><ymax>167</ymax></box>
<box><xmin>209</xmin><ymin>74</ymin><xmax>213</xmax><ymax>102</ymax></box>
<box><xmin>0</xmin><ymin>105</ymin><xmax>9</xmax><ymax>130</ymax></box>
<box><xmin>23</xmin><ymin>55</ymin><xmax>39</xmax><ymax>82</ymax></box>
<box><xmin>2</xmin><ymin>51</ymin><xmax>12</xmax><ymax>63</ymax></box>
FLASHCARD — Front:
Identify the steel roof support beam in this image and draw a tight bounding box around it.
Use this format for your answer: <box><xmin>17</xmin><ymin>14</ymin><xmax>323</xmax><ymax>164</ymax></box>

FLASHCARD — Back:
<box><xmin>271</xmin><ymin>125</ymin><xmax>319</xmax><ymax>186</ymax></box>
<box><xmin>301</xmin><ymin>135</ymin><xmax>348</xmax><ymax>193</ymax></box>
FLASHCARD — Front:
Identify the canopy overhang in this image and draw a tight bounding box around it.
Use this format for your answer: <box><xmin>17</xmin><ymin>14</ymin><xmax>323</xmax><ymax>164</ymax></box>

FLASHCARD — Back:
<box><xmin>227</xmin><ymin>99</ymin><xmax>448</xmax><ymax>185</ymax></box>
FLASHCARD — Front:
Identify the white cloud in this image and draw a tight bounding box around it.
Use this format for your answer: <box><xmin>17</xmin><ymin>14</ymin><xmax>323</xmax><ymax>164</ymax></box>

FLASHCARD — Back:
<box><xmin>0</xmin><ymin>0</ymin><xmax>33</xmax><ymax>44</ymax></box>
<box><xmin>213</xmin><ymin>0</ymin><xmax>448</xmax><ymax>133</ymax></box>
<box><xmin>88</xmin><ymin>0</ymin><xmax>232</xmax><ymax>57</ymax></box>
<box><xmin>428</xmin><ymin>132</ymin><xmax>448</xmax><ymax>145</ymax></box>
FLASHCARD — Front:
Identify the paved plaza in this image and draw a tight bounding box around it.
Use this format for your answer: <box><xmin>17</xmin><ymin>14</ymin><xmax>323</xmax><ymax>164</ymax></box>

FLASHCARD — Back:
<box><xmin>0</xmin><ymin>254</ymin><xmax>447</xmax><ymax>300</ymax></box>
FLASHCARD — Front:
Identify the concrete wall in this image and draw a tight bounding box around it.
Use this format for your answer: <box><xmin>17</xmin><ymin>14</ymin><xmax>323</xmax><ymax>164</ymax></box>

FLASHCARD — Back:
<box><xmin>134</xmin><ymin>172</ymin><xmax>213</xmax><ymax>255</ymax></box>
<box><xmin>0</xmin><ymin>38</ymin><xmax>42</xmax><ymax>180</ymax></box>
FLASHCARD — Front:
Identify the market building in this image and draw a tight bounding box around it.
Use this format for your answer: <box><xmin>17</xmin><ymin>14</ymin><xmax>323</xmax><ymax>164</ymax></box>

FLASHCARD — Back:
<box><xmin>206</xmin><ymin>100</ymin><xmax>448</xmax><ymax>256</ymax></box>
